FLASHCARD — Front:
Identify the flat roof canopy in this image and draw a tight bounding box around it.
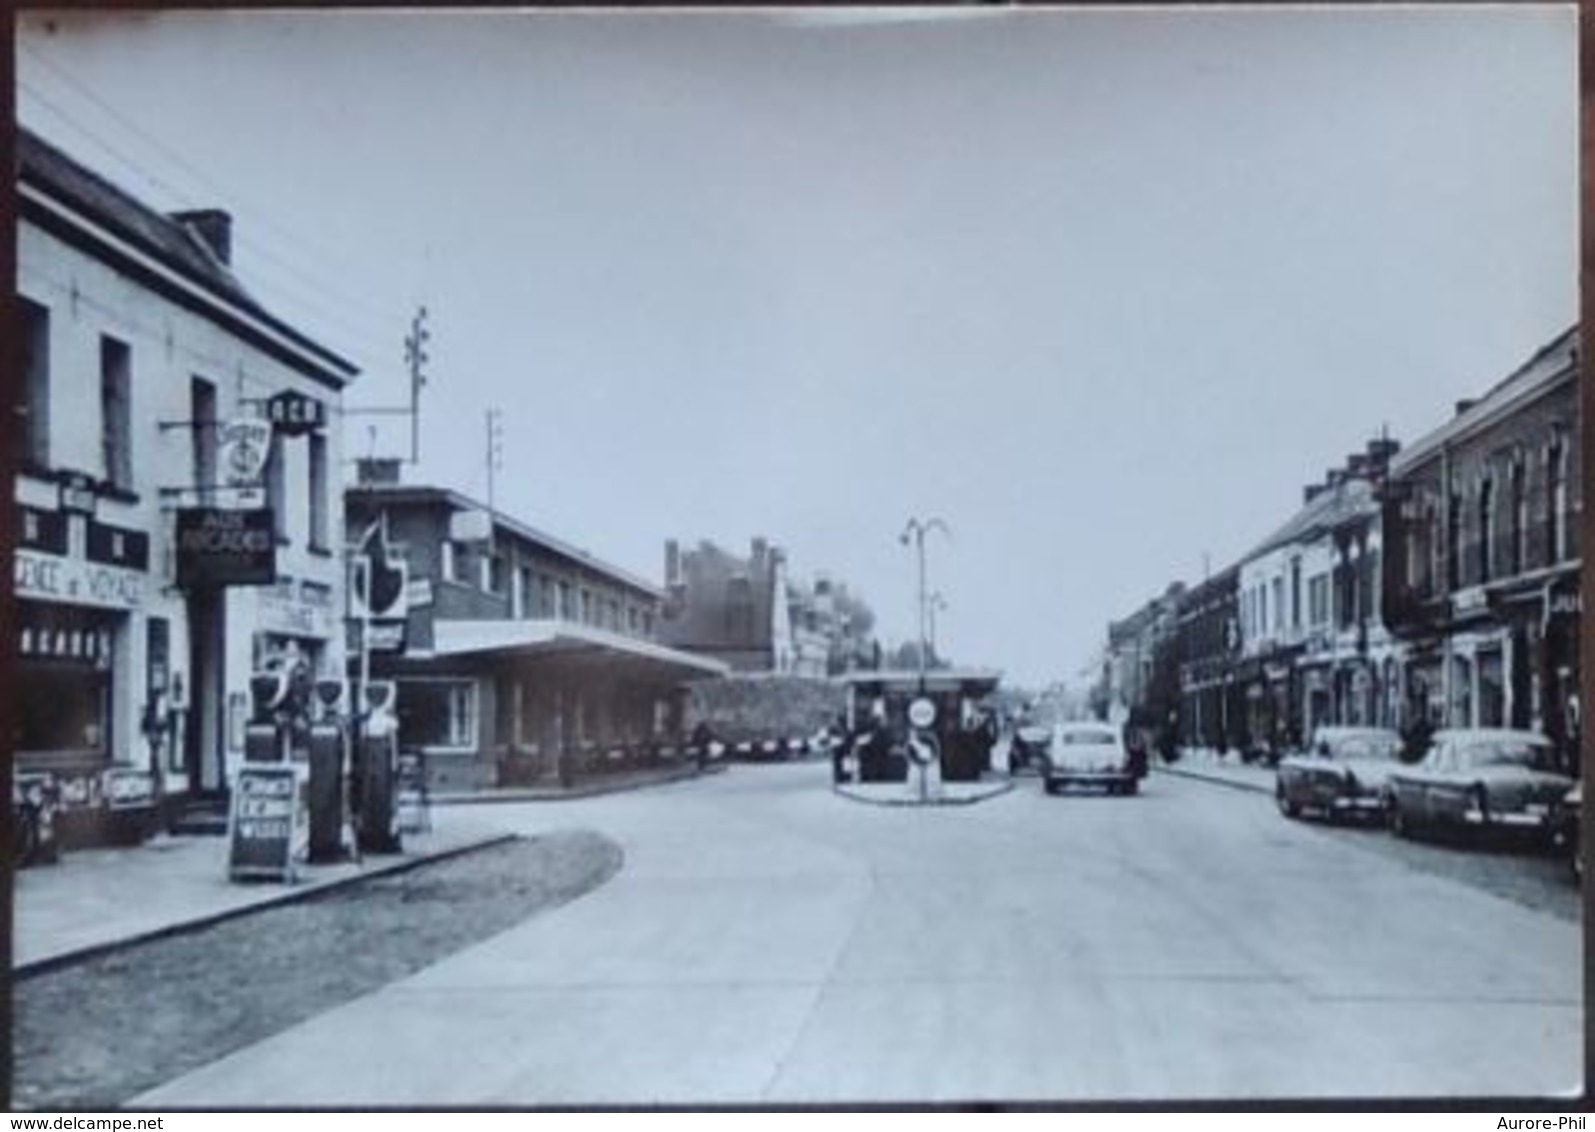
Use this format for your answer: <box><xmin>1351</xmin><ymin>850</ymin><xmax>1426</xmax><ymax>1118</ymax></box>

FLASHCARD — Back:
<box><xmin>837</xmin><ymin>668</ymin><xmax>1003</xmax><ymax>697</ymax></box>
<box><xmin>430</xmin><ymin>619</ymin><xmax>730</xmax><ymax>683</ymax></box>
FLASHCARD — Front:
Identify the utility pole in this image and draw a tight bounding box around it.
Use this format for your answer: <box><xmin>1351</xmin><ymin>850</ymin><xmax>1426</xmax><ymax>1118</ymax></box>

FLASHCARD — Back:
<box><xmin>403</xmin><ymin>306</ymin><xmax>430</xmax><ymax>464</ymax></box>
<box><xmin>486</xmin><ymin>408</ymin><xmax>503</xmax><ymax>514</ymax></box>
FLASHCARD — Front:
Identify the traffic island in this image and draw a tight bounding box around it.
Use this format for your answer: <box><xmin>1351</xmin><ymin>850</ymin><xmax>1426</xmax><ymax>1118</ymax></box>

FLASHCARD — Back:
<box><xmin>833</xmin><ymin>778</ymin><xmax>1015</xmax><ymax>807</ymax></box>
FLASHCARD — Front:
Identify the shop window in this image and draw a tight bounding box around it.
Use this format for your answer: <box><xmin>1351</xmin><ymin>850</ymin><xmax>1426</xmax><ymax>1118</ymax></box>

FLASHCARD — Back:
<box><xmin>266</xmin><ymin>432</ymin><xmax>288</xmax><ymax>541</ymax></box>
<box><xmin>308</xmin><ymin>433</ymin><xmax>330</xmax><ymax>551</ymax></box>
<box><xmin>1547</xmin><ymin>436</ymin><xmax>1567</xmax><ymax>564</ymax></box>
<box><xmin>580</xmin><ymin>587</ymin><xmax>594</xmax><ymax>624</ymax></box>
<box><xmin>1308</xmin><ymin>575</ymin><xmax>1328</xmax><ymax>627</ymax></box>
<box><xmin>191</xmin><ymin>377</ymin><xmax>217</xmax><ymax>505</ymax></box>
<box><xmin>17</xmin><ymin>661</ymin><xmax>110</xmax><ymax>760</ymax></box>
<box><xmin>100</xmin><ymin>336</ymin><xmax>132</xmax><ymax>491</ymax></box>
<box><xmin>18</xmin><ymin>298</ymin><xmax>50</xmax><ymax>469</ymax></box>
<box><xmin>516</xmin><ymin>567</ymin><xmax>533</xmax><ymax>618</ymax></box>
<box><xmin>1509</xmin><ymin>459</ymin><xmax>1526</xmax><ymax>575</ymax></box>
<box><xmin>559</xmin><ymin>580</ymin><xmax>575</xmax><ymax>619</ymax></box>
<box><xmin>1445</xmin><ymin>492</ymin><xmax>1461</xmax><ymax>590</ymax></box>
<box><xmin>1290</xmin><ymin>558</ymin><xmax>1301</xmax><ymax>629</ymax></box>
<box><xmin>397</xmin><ymin>679</ymin><xmax>477</xmax><ymax>751</ymax></box>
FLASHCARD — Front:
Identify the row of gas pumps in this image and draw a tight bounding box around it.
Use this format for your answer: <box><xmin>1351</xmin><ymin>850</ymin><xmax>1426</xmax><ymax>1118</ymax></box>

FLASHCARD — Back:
<box><xmin>243</xmin><ymin>659</ymin><xmax>408</xmax><ymax>864</ymax></box>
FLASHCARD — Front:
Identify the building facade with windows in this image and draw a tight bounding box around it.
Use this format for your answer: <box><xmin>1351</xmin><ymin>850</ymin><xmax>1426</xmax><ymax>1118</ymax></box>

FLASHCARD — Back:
<box><xmin>1380</xmin><ymin>327</ymin><xmax>1580</xmax><ymax>768</ymax></box>
<box><xmin>14</xmin><ymin>128</ymin><xmax>358</xmax><ymax>843</ymax></box>
<box><xmin>658</xmin><ymin>536</ymin><xmax>874</xmax><ymax>676</ymax></box>
<box><xmin>1232</xmin><ymin>439</ymin><xmax>1401</xmax><ymax>754</ymax></box>
<box><xmin>1174</xmin><ymin>565</ymin><xmax>1242</xmax><ymax>751</ymax></box>
<box><xmin>345</xmin><ymin>467</ymin><xmax>727</xmax><ymax>792</ymax></box>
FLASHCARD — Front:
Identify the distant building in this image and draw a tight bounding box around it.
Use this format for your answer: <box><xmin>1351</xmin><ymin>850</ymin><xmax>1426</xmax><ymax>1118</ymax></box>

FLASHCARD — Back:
<box><xmin>14</xmin><ymin>127</ymin><xmax>357</xmax><ymax>845</ymax></box>
<box><xmin>1234</xmin><ymin>437</ymin><xmax>1400</xmax><ymax>752</ymax></box>
<box><xmin>346</xmin><ymin>470</ymin><xmax>725</xmax><ymax>792</ymax></box>
<box><xmin>1174</xmin><ymin>565</ymin><xmax>1241</xmax><ymax>751</ymax></box>
<box><xmin>1380</xmin><ymin>326</ymin><xmax>1580</xmax><ymax>767</ymax></box>
<box><xmin>659</xmin><ymin>537</ymin><xmax>875</xmax><ymax>676</ymax></box>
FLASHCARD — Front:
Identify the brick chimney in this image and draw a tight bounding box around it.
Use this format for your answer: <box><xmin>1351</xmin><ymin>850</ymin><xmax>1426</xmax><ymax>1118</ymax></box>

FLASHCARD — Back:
<box><xmin>665</xmin><ymin>539</ymin><xmax>681</xmax><ymax>586</ymax></box>
<box><xmin>172</xmin><ymin>209</ymin><xmax>233</xmax><ymax>265</ymax></box>
<box><xmin>1304</xmin><ymin>484</ymin><xmax>1326</xmax><ymax>504</ymax></box>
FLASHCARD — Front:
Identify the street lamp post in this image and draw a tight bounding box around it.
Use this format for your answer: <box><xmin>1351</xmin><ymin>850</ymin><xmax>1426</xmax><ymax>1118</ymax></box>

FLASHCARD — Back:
<box><xmin>899</xmin><ymin>518</ymin><xmax>950</xmax><ymax>691</ymax></box>
<box><xmin>927</xmin><ymin>591</ymin><xmax>948</xmax><ymax>665</ymax></box>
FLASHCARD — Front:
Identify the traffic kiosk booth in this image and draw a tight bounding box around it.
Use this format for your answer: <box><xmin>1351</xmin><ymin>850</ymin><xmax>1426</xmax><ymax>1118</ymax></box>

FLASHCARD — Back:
<box><xmin>838</xmin><ymin>668</ymin><xmax>1003</xmax><ymax>783</ymax></box>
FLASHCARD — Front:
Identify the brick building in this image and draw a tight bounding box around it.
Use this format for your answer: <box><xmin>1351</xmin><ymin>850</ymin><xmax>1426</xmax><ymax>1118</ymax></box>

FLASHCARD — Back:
<box><xmin>1380</xmin><ymin>326</ymin><xmax>1580</xmax><ymax>768</ymax></box>
<box><xmin>345</xmin><ymin>468</ymin><xmax>725</xmax><ymax>792</ymax></box>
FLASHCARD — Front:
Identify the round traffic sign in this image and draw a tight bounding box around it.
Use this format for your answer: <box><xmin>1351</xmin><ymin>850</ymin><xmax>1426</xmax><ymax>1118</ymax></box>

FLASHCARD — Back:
<box><xmin>908</xmin><ymin>697</ymin><xmax>937</xmax><ymax>729</ymax></box>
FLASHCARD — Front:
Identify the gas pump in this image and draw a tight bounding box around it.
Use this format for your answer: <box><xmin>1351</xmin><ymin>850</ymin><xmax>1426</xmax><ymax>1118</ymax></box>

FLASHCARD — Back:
<box><xmin>356</xmin><ymin>679</ymin><xmax>402</xmax><ymax>854</ymax></box>
<box><xmin>246</xmin><ymin>669</ymin><xmax>293</xmax><ymax>763</ymax></box>
<box><xmin>307</xmin><ymin>678</ymin><xmax>349</xmax><ymax>863</ymax></box>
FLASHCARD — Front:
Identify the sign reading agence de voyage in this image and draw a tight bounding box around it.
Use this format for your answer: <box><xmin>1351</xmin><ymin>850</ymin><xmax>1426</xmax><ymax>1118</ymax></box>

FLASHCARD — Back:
<box><xmin>176</xmin><ymin>507</ymin><xmax>276</xmax><ymax>588</ymax></box>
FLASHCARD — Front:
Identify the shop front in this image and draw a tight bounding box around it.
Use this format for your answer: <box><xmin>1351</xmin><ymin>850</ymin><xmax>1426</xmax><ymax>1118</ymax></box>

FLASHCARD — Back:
<box><xmin>13</xmin><ymin>515</ymin><xmax>160</xmax><ymax>849</ymax></box>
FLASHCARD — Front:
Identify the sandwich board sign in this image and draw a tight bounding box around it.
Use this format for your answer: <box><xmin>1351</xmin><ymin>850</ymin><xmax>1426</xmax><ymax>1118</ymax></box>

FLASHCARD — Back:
<box><xmin>228</xmin><ymin>764</ymin><xmax>306</xmax><ymax>882</ymax></box>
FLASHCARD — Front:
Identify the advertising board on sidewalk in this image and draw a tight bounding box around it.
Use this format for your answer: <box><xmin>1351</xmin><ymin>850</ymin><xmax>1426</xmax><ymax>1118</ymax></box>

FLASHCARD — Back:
<box><xmin>228</xmin><ymin>764</ymin><xmax>307</xmax><ymax>882</ymax></box>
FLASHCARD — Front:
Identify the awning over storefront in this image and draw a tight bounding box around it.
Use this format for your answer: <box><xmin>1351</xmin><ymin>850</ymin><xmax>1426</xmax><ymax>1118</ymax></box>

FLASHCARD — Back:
<box><xmin>430</xmin><ymin>619</ymin><xmax>730</xmax><ymax>682</ymax></box>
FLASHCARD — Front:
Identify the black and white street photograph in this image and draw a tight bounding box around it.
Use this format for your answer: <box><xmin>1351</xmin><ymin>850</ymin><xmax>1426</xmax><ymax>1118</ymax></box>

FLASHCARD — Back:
<box><xmin>9</xmin><ymin>4</ymin><xmax>1582</xmax><ymax>1109</ymax></box>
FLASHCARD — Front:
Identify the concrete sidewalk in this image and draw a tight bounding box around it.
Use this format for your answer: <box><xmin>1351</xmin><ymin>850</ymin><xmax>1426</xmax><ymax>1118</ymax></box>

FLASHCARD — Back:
<box><xmin>1153</xmin><ymin>748</ymin><xmax>1276</xmax><ymax>795</ymax></box>
<box><xmin>13</xmin><ymin>806</ymin><xmax>516</xmax><ymax>974</ymax></box>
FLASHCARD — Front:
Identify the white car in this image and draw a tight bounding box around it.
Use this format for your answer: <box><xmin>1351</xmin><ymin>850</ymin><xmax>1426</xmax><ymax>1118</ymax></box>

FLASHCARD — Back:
<box><xmin>1275</xmin><ymin>726</ymin><xmax>1403</xmax><ymax>822</ymax></box>
<box><xmin>1042</xmin><ymin>722</ymin><xmax>1143</xmax><ymax>796</ymax></box>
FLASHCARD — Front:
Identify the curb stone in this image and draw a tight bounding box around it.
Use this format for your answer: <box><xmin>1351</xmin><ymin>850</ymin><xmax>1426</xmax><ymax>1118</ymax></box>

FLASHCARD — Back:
<box><xmin>1153</xmin><ymin>764</ymin><xmax>1274</xmax><ymax>795</ymax></box>
<box><xmin>15</xmin><ymin>832</ymin><xmax>520</xmax><ymax>980</ymax></box>
<box><xmin>833</xmin><ymin>780</ymin><xmax>1016</xmax><ymax>807</ymax></box>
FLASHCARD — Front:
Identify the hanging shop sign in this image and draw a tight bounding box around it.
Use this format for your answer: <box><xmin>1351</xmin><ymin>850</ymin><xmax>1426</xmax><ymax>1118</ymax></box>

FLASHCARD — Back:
<box><xmin>104</xmin><ymin>768</ymin><xmax>156</xmax><ymax>810</ymax></box>
<box><xmin>265</xmin><ymin>390</ymin><xmax>326</xmax><ymax>437</ymax></box>
<box><xmin>228</xmin><ymin>764</ymin><xmax>305</xmax><ymax>883</ymax></box>
<box><xmin>176</xmin><ymin>507</ymin><xmax>276</xmax><ymax>588</ymax></box>
<box><xmin>15</xmin><ymin>548</ymin><xmax>144</xmax><ymax>611</ymax></box>
<box><xmin>258</xmin><ymin>578</ymin><xmax>336</xmax><ymax>639</ymax></box>
<box><xmin>218</xmin><ymin>418</ymin><xmax>273</xmax><ymax>488</ymax></box>
<box><xmin>349</xmin><ymin>519</ymin><xmax>409</xmax><ymax>653</ymax></box>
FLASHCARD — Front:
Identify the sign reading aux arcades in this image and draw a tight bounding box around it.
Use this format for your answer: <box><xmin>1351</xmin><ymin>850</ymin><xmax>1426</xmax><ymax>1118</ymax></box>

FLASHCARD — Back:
<box><xmin>176</xmin><ymin>507</ymin><xmax>276</xmax><ymax>588</ymax></box>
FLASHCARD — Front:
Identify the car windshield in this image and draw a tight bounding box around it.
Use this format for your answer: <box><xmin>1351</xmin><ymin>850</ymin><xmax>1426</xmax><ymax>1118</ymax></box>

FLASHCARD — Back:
<box><xmin>1461</xmin><ymin>738</ymin><xmax>1557</xmax><ymax>771</ymax></box>
<box><xmin>1329</xmin><ymin>736</ymin><xmax>1399</xmax><ymax>760</ymax></box>
<box><xmin>1061</xmin><ymin>729</ymin><xmax>1117</xmax><ymax>746</ymax></box>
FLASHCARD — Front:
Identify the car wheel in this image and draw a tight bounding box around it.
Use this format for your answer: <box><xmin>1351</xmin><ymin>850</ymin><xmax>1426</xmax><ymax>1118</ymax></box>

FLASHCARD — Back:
<box><xmin>1043</xmin><ymin>780</ymin><xmax>1057</xmax><ymax>796</ymax></box>
<box><xmin>1122</xmin><ymin>778</ymin><xmax>1138</xmax><ymax>796</ymax></box>
<box><xmin>1388</xmin><ymin>800</ymin><xmax>1409</xmax><ymax>838</ymax></box>
<box><xmin>1276</xmin><ymin>786</ymin><xmax>1300</xmax><ymax>819</ymax></box>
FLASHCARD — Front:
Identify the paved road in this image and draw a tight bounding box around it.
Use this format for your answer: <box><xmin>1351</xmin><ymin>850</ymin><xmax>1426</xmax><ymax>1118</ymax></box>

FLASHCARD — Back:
<box><xmin>135</xmin><ymin>762</ymin><xmax>1581</xmax><ymax>1107</ymax></box>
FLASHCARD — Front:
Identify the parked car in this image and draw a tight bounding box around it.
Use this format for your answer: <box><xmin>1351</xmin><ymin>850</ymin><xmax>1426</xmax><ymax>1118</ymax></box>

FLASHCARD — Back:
<box><xmin>1549</xmin><ymin>781</ymin><xmax>1582</xmax><ymax>882</ymax></box>
<box><xmin>1010</xmin><ymin>725</ymin><xmax>1052</xmax><ymax>773</ymax></box>
<box><xmin>1384</xmin><ymin>728</ymin><xmax>1573</xmax><ymax>841</ymax></box>
<box><xmin>1275</xmin><ymin>726</ymin><xmax>1402</xmax><ymax>822</ymax></box>
<box><xmin>1042</xmin><ymin>722</ymin><xmax>1144</xmax><ymax>796</ymax></box>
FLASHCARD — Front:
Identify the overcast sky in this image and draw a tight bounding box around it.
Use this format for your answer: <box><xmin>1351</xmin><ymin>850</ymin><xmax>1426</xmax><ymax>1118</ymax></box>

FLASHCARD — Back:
<box><xmin>17</xmin><ymin>6</ymin><xmax>1576</xmax><ymax>688</ymax></box>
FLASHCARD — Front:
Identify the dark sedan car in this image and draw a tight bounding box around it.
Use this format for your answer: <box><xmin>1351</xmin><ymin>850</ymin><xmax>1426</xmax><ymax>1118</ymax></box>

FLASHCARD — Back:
<box><xmin>1384</xmin><ymin>728</ymin><xmax>1573</xmax><ymax>842</ymax></box>
<box><xmin>1275</xmin><ymin>726</ymin><xmax>1403</xmax><ymax>822</ymax></box>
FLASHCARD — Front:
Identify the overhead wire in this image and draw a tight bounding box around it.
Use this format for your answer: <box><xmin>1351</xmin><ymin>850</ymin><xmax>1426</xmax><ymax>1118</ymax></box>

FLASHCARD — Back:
<box><xmin>15</xmin><ymin>74</ymin><xmax>409</xmax><ymax>364</ymax></box>
<box><xmin>17</xmin><ymin>43</ymin><xmax>416</xmax><ymax>328</ymax></box>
